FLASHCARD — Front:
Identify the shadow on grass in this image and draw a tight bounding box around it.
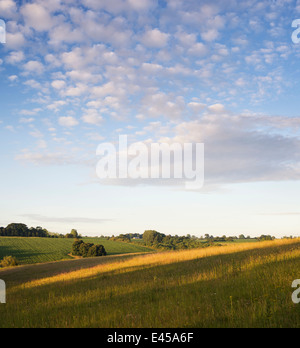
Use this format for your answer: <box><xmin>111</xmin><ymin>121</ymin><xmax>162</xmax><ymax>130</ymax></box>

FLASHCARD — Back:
<box><xmin>0</xmin><ymin>252</ymin><xmax>153</xmax><ymax>286</ymax></box>
<box><xmin>6</xmin><ymin>240</ymin><xmax>299</xmax><ymax>289</ymax></box>
<box><xmin>1</xmin><ymin>242</ymin><xmax>299</xmax><ymax>328</ymax></box>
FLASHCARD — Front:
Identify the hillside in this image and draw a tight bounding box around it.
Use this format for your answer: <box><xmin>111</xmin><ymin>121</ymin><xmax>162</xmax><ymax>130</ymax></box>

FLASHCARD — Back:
<box><xmin>0</xmin><ymin>237</ymin><xmax>153</xmax><ymax>265</ymax></box>
<box><xmin>0</xmin><ymin>238</ymin><xmax>299</xmax><ymax>328</ymax></box>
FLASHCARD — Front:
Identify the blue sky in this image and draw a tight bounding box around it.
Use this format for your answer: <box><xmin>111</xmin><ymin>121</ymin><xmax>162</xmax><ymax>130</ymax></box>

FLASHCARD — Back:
<box><xmin>0</xmin><ymin>0</ymin><xmax>300</xmax><ymax>237</ymax></box>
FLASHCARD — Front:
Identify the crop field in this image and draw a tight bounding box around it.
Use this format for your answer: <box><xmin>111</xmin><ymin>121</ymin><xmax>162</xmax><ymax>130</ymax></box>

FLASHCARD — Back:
<box><xmin>0</xmin><ymin>237</ymin><xmax>153</xmax><ymax>265</ymax></box>
<box><xmin>0</xmin><ymin>238</ymin><xmax>299</xmax><ymax>328</ymax></box>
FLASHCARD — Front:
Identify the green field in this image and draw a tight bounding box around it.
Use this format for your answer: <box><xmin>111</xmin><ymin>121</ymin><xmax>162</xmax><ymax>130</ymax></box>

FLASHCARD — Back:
<box><xmin>0</xmin><ymin>238</ymin><xmax>299</xmax><ymax>328</ymax></box>
<box><xmin>0</xmin><ymin>237</ymin><xmax>153</xmax><ymax>265</ymax></box>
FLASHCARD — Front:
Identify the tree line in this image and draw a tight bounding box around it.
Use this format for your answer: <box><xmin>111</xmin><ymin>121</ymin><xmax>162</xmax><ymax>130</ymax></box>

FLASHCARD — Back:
<box><xmin>140</xmin><ymin>230</ymin><xmax>277</xmax><ymax>250</ymax></box>
<box><xmin>0</xmin><ymin>223</ymin><xmax>81</xmax><ymax>239</ymax></box>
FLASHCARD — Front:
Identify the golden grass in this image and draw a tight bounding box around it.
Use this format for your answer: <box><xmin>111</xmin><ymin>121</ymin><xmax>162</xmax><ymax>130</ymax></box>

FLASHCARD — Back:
<box><xmin>2</xmin><ymin>238</ymin><xmax>300</xmax><ymax>328</ymax></box>
<box><xmin>18</xmin><ymin>238</ymin><xmax>300</xmax><ymax>291</ymax></box>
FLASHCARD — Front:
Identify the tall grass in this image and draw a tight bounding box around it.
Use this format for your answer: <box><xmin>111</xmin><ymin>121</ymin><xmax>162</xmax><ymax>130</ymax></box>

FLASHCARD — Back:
<box><xmin>1</xmin><ymin>238</ymin><xmax>300</xmax><ymax>328</ymax></box>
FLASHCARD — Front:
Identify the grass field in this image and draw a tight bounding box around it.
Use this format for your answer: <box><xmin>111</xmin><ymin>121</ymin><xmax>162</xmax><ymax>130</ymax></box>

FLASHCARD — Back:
<box><xmin>0</xmin><ymin>238</ymin><xmax>299</xmax><ymax>328</ymax></box>
<box><xmin>0</xmin><ymin>237</ymin><xmax>153</xmax><ymax>265</ymax></box>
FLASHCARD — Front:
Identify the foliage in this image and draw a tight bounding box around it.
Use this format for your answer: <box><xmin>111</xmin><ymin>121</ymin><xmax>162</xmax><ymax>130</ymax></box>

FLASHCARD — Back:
<box><xmin>0</xmin><ymin>223</ymin><xmax>50</xmax><ymax>238</ymax></box>
<box><xmin>142</xmin><ymin>230</ymin><xmax>206</xmax><ymax>250</ymax></box>
<box><xmin>87</xmin><ymin>244</ymin><xmax>107</xmax><ymax>257</ymax></box>
<box><xmin>258</xmin><ymin>235</ymin><xmax>275</xmax><ymax>241</ymax></box>
<box><xmin>110</xmin><ymin>234</ymin><xmax>131</xmax><ymax>243</ymax></box>
<box><xmin>0</xmin><ymin>223</ymin><xmax>83</xmax><ymax>239</ymax></box>
<box><xmin>72</xmin><ymin>239</ymin><xmax>84</xmax><ymax>256</ymax></box>
<box><xmin>65</xmin><ymin>229</ymin><xmax>81</xmax><ymax>239</ymax></box>
<box><xmin>143</xmin><ymin>230</ymin><xmax>165</xmax><ymax>245</ymax></box>
<box><xmin>0</xmin><ymin>255</ymin><xmax>18</xmax><ymax>268</ymax></box>
<box><xmin>73</xmin><ymin>240</ymin><xmax>106</xmax><ymax>258</ymax></box>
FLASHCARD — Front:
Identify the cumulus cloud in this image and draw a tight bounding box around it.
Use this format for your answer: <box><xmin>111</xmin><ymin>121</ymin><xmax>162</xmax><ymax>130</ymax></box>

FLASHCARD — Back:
<box><xmin>58</xmin><ymin>116</ymin><xmax>79</xmax><ymax>127</ymax></box>
<box><xmin>6</xmin><ymin>51</ymin><xmax>25</xmax><ymax>65</ymax></box>
<box><xmin>22</xmin><ymin>60</ymin><xmax>45</xmax><ymax>75</ymax></box>
<box><xmin>81</xmin><ymin>109</ymin><xmax>103</xmax><ymax>125</ymax></box>
<box><xmin>51</xmin><ymin>80</ymin><xmax>66</xmax><ymax>90</ymax></box>
<box><xmin>0</xmin><ymin>0</ymin><xmax>17</xmax><ymax>19</ymax></box>
<box><xmin>21</xmin><ymin>2</ymin><xmax>56</xmax><ymax>31</ymax></box>
<box><xmin>141</xmin><ymin>28</ymin><xmax>170</xmax><ymax>48</ymax></box>
<box><xmin>3</xmin><ymin>0</ymin><xmax>300</xmax><ymax>193</ymax></box>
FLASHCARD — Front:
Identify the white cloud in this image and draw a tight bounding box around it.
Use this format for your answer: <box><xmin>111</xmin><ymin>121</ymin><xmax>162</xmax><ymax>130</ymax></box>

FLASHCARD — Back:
<box><xmin>51</xmin><ymin>80</ymin><xmax>66</xmax><ymax>90</ymax></box>
<box><xmin>81</xmin><ymin>109</ymin><xmax>103</xmax><ymax>125</ymax></box>
<box><xmin>20</xmin><ymin>108</ymin><xmax>42</xmax><ymax>116</ymax></box>
<box><xmin>19</xmin><ymin>117</ymin><xmax>35</xmax><ymax>124</ymax></box>
<box><xmin>48</xmin><ymin>22</ymin><xmax>85</xmax><ymax>45</ymax></box>
<box><xmin>140</xmin><ymin>92</ymin><xmax>185</xmax><ymax>120</ymax></box>
<box><xmin>24</xmin><ymin>79</ymin><xmax>42</xmax><ymax>89</ymax></box>
<box><xmin>29</xmin><ymin>128</ymin><xmax>44</xmax><ymax>138</ymax></box>
<box><xmin>201</xmin><ymin>29</ymin><xmax>219</xmax><ymax>42</ymax></box>
<box><xmin>47</xmin><ymin>100</ymin><xmax>67</xmax><ymax>112</ymax></box>
<box><xmin>58</xmin><ymin>116</ymin><xmax>79</xmax><ymax>127</ymax></box>
<box><xmin>23</xmin><ymin>61</ymin><xmax>45</xmax><ymax>75</ymax></box>
<box><xmin>188</xmin><ymin>102</ymin><xmax>207</xmax><ymax>114</ymax></box>
<box><xmin>6</xmin><ymin>51</ymin><xmax>25</xmax><ymax>65</ymax></box>
<box><xmin>21</xmin><ymin>3</ymin><xmax>56</xmax><ymax>31</ymax></box>
<box><xmin>141</xmin><ymin>29</ymin><xmax>170</xmax><ymax>48</ymax></box>
<box><xmin>187</xmin><ymin>42</ymin><xmax>208</xmax><ymax>56</ymax></box>
<box><xmin>129</xmin><ymin>0</ymin><xmax>153</xmax><ymax>11</ymax></box>
<box><xmin>64</xmin><ymin>83</ymin><xmax>87</xmax><ymax>97</ymax></box>
<box><xmin>208</xmin><ymin>104</ymin><xmax>226</xmax><ymax>114</ymax></box>
<box><xmin>0</xmin><ymin>0</ymin><xmax>17</xmax><ymax>18</ymax></box>
<box><xmin>5</xmin><ymin>31</ymin><xmax>25</xmax><ymax>49</ymax></box>
<box><xmin>8</xmin><ymin>75</ymin><xmax>18</xmax><ymax>82</ymax></box>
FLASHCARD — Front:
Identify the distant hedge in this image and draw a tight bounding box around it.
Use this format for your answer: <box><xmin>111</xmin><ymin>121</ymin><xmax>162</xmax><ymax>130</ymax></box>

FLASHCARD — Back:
<box><xmin>72</xmin><ymin>240</ymin><xmax>106</xmax><ymax>258</ymax></box>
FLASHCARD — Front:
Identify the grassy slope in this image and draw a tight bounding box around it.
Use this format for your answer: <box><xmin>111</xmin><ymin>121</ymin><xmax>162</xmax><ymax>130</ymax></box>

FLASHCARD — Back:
<box><xmin>0</xmin><ymin>238</ymin><xmax>300</xmax><ymax>328</ymax></box>
<box><xmin>0</xmin><ymin>237</ymin><xmax>153</xmax><ymax>265</ymax></box>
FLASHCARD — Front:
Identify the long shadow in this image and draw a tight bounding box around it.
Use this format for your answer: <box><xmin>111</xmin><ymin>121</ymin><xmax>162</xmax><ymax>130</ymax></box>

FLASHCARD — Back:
<box><xmin>0</xmin><ymin>252</ymin><xmax>151</xmax><ymax>286</ymax></box>
<box><xmin>8</xmin><ymin>241</ymin><xmax>300</xmax><ymax>298</ymax></box>
<box><xmin>0</xmin><ymin>245</ymin><xmax>43</xmax><ymax>263</ymax></box>
<box><xmin>2</xmin><ymin>248</ymin><xmax>299</xmax><ymax>328</ymax></box>
<box><xmin>9</xmin><ymin>241</ymin><xmax>299</xmax><ymax>288</ymax></box>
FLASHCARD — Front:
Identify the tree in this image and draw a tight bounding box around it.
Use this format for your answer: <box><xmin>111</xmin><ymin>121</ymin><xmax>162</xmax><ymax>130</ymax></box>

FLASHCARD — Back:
<box><xmin>87</xmin><ymin>244</ymin><xmax>107</xmax><ymax>257</ymax></box>
<box><xmin>72</xmin><ymin>240</ymin><xmax>84</xmax><ymax>256</ymax></box>
<box><xmin>72</xmin><ymin>240</ymin><xmax>106</xmax><ymax>258</ymax></box>
<box><xmin>79</xmin><ymin>243</ymin><xmax>94</xmax><ymax>258</ymax></box>
<box><xmin>5</xmin><ymin>223</ymin><xmax>29</xmax><ymax>237</ymax></box>
<box><xmin>143</xmin><ymin>230</ymin><xmax>165</xmax><ymax>245</ymax></box>
<box><xmin>70</xmin><ymin>229</ymin><xmax>79</xmax><ymax>238</ymax></box>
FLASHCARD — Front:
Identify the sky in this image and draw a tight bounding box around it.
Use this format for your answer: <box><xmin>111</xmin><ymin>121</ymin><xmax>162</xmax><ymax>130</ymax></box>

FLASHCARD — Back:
<box><xmin>0</xmin><ymin>0</ymin><xmax>300</xmax><ymax>237</ymax></box>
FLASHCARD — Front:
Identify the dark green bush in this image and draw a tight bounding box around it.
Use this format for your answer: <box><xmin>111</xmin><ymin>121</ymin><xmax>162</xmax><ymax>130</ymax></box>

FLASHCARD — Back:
<box><xmin>72</xmin><ymin>239</ymin><xmax>84</xmax><ymax>256</ymax></box>
<box><xmin>72</xmin><ymin>240</ymin><xmax>106</xmax><ymax>258</ymax></box>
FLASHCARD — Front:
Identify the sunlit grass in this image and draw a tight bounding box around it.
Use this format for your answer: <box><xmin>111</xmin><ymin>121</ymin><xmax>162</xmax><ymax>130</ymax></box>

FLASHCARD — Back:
<box><xmin>16</xmin><ymin>238</ymin><xmax>299</xmax><ymax>290</ymax></box>
<box><xmin>1</xmin><ymin>238</ymin><xmax>300</xmax><ymax>328</ymax></box>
